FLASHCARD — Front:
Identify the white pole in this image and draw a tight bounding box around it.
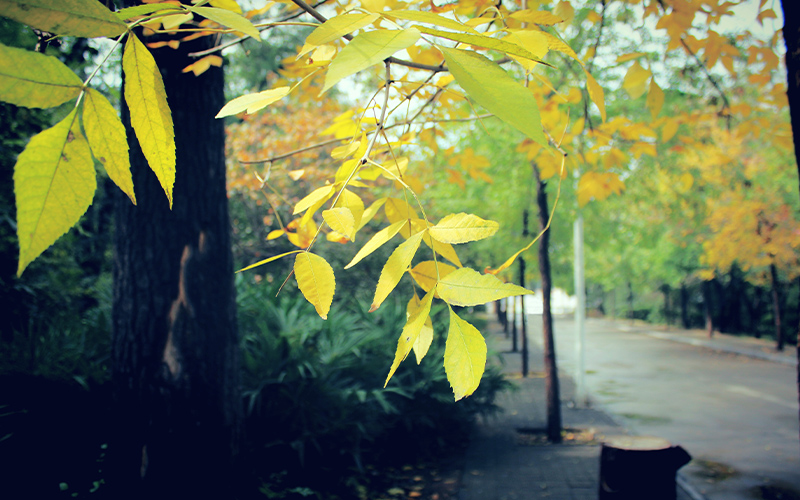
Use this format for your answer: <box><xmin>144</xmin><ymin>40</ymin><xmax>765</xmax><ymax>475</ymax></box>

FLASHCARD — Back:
<box><xmin>574</xmin><ymin>214</ymin><xmax>587</xmax><ymax>407</ymax></box>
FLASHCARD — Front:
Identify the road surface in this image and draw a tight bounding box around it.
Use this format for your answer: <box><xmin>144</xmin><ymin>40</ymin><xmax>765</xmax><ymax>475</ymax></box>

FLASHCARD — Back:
<box><xmin>522</xmin><ymin>315</ymin><xmax>800</xmax><ymax>500</ymax></box>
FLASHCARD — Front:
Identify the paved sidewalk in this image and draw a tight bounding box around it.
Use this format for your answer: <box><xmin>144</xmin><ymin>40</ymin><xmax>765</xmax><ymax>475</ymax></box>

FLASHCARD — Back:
<box><xmin>628</xmin><ymin>324</ymin><xmax>797</xmax><ymax>366</ymax></box>
<box><xmin>458</xmin><ymin>316</ymin><xmax>696</xmax><ymax>500</ymax></box>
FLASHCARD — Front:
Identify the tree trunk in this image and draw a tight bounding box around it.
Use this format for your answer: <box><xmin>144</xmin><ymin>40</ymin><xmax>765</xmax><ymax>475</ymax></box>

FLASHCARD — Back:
<box><xmin>520</xmin><ymin>209</ymin><xmax>529</xmax><ymax>377</ymax></box>
<box><xmin>679</xmin><ymin>283</ymin><xmax>689</xmax><ymax>329</ymax></box>
<box><xmin>660</xmin><ymin>284</ymin><xmax>671</xmax><ymax>327</ymax></box>
<box><xmin>779</xmin><ymin>0</ymin><xmax>800</xmax><ymax>446</ymax></box>
<box><xmin>108</xmin><ymin>19</ymin><xmax>242</xmax><ymax>498</ymax></box>
<box><xmin>770</xmin><ymin>264</ymin><xmax>784</xmax><ymax>351</ymax></box>
<box><xmin>533</xmin><ymin>165</ymin><xmax>561</xmax><ymax>443</ymax></box>
<box><xmin>702</xmin><ymin>280</ymin><xmax>714</xmax><ymax>338</ymax></box>
<box><xmin>627</xmin><ymin>282</ymin><xmax>634</xmax><ymax>321</ymax></box>
<box><xmin>511</xmin><ymin>295</ymin><xmax>518</xmax><ymax>352</ymax></box>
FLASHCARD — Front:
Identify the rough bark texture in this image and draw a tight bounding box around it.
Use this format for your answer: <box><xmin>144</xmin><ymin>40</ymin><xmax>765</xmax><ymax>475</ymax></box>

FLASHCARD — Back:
<box><xmin>780</xmin><ymin>0</ymin><xmax>800</xmax><ymax>448</ymax></box>
<box><xmin>108</xmin><ymin>20</ymin><xmax>241</xmax><ymax>498</ymax></box>
<box><xmin>533</xmin><ymin>165</ymin><xmax>561</xmax><ymax>443</ymax></box>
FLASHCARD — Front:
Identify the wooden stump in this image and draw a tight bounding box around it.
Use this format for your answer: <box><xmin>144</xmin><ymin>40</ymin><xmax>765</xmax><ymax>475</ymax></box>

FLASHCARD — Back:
<box><xmin>598</xmin><ymin>436</ymin><xmax>691</xmax><ymax>500</ymax></box>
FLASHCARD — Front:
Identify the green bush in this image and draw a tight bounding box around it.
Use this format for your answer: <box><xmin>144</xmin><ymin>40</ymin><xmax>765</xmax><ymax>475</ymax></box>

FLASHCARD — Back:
<box><xmin>236</xmin><ymin>274</ymin><xmax>510</xmax><ymax>496</ymax></box>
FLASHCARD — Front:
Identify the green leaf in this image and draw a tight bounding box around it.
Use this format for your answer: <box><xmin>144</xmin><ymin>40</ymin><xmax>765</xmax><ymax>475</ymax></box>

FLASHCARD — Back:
<box><xmin>384</xmin><ymin>10</ymin><xmax>478</xmax><ymax>34</ymax></box>
<box><xmin>437</xmin><ymin>267</ymin><xmax>533</xmax><ymax>307</ymax></box>
<box><xmin>415</xmin><ymin>26</ymin><xmax>549</xmax><ymax>66</ymax></box>
<box><xmin>190</xmin><ymin>6</ymin><xmax>261</xmax><ymax>40</ymax></box>
<box><xmin>322</xmin><ymin>28</ymin><xmax>420</xmax><ymax>95</ymax></box>
<box><xmin>345</xmin><ymin>220</ymin><xmax>407</xmax><ymax>269</ymax></box>
<box><xmin>295</xmin><ymin>251</ymin><xmax>336</xmax><ymax>320</ymax></box>
<box><xmin>122</xmin><ymin>34</ymin><xmax>175</xmax><ymax>208</ymax></box>
<box><xmin>439</xmin><ymin>46</ymin><xmax>546</xmax><ymax>146</ymax></box>
<box><xmin>116</xmin><ymin>3</ymin><xmax>183</xmax><ymax>21</ymax></box>
<box><xmin>0</xmin><ymin>42</ymin><xmax>83</xmax><ymax>109</ymax></box>
<box><xmin>444</xmin><ymin>307</ymin><xmax>486</xmax><ymax>401</ymax></box>
<box><xmin>384</xmin><ymin>287</ymin><xmax>434</xmax><ymax>387</ymax></box>
<box><xmin>370</xmin><ymin>228</ymin><xmax>425</xmax><ymax>312</ymax></box>
<box><xmin>429</xmin><ymin>212</ymin><xmax>499</xmax><ymax>244</ymax></box>
<box><xmin>83</xmin><ymin>89</ymin><xmax>135</xmax><ymax>204</ymax></box>
<box><xmin>15</xmin><ymin>108</ymin><xmax>96</xmax><ymax>276</ymax></box>
<box><xmin>0</xmin><ymin>0</ymin><xmax>126</xmax><ymax>38</ymax></box>
<box><xmin>216</xmin><ymin>86</ymin><xmax>290</xmax><ymax>117</ymax></box>
<box><xmin>306</xmin><ymin>13</ymin><xmax>380</xmax><ymax>46</ymax></box>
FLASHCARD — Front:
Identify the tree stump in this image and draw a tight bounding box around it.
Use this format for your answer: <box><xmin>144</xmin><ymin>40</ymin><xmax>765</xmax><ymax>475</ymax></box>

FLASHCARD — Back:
<box><xmin>598</xmin><ymin>436</ymin><xmax>691</xmax><ymax>500</ymax></box>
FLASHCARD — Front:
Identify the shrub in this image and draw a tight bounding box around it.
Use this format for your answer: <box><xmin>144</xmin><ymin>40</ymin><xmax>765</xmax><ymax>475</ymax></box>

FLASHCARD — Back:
<box><xmin>235</xmin><ymin>274</ymin><xmax>510</xmax><ymax>496</ymax></box>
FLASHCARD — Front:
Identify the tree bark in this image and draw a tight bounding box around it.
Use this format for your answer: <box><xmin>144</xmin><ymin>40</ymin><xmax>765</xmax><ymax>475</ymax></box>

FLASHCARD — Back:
<box><xmin>779</xmin><ymin>0</ymin><xmax>800</xmax><ymax>447</ymax></box>
<box><xmin>108</xmin><ymin>18</ymin><xmax>241</xmax><ymax>498</ymax></box>
<box><xmin>679</xmin><ymin>283</ymin><xmax>689</xmax><ymax>329</ymax></box>
<box><xmin>533</xmin><ymin>165</ymin><xmax>561</xmax><ymax>443</ymax></box>
<box><xmin>770</xmin><ymin>264</ymin><xmax>784</xmax><ymax>351</ymax></box>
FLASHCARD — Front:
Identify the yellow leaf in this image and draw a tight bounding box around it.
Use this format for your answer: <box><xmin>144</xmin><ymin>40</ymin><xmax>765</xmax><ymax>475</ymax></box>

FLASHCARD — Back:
<box><xmin>384</xmin><ymin>287</ymin><xmax>435</xmax><ymax>387</ymax></box>
<box><xmin>437</xmin><ymin>267</ymin><xmax>532</xmax><ymax>307</ymax></box>
<box><xmin>216</xmin><ymin>86</ymin><xmax>290</xmax><ymax>117</ymax></box>
<box><xmin>182</xmin><ymin>55</ymin><xmax>223</xmax><ymax>77</ymax></box>
<box><xmin>385</xmin><ymin>197</ymin><xmax>419</xmax><ymax>225</ymax></box>
<box><xmin>237</xmin><ymin>250</ymin><xmax>302</xmax><ymax>273</ymax></box>
<box><xmin>293</xmin><ymin>185</ymin><xmax>335</xmax><ymax>215</ymax></box>
<box><xmin>322</xmin><ymin>28</ymin><xmax>420</xmax><ymax>95</ymax></box>
<box><xmin>209</xmin><ymin>0</ymin><xmax>242</xmax><ymax>13</ymax></box>
<box><xmin>322</xmin><ymin>207</ymin><xmax>355</xmax><ymax>240</ymax></box>
<box><xmin>358</xmin><ymin>197</ymin><xmax>387</xmax><ymax>230</ymax></box>
<box><xmin>622</xmin><ymin>61</ymin><xmax>651</xmax><ymax>99</ymax></box>
<box><xmin>585</xmin><ymin>69</ymin><xmax>605</xmax><ymax>122</ymax></box>
<box><xmin>616</xmin><ymin>52</ymin><xmax>646</xmax><ymax>64</ymax></box>
<box><xmin>123</xmin><ymin>34</ymin><xmax>175</xmax><ymax>208</ymax></box>
<box><xmin>411</xmin><ymin>296</ymin><xmax>434</xmax><ymax>364</ymax></box>
<box><xmin>83</xmin><ymin>88</ymin><xmax>135</xmax><ymax>204</ymax></box>
<box><xmin>370</xmin><ymin>229</ymin><xmax>426</xmax><ymax>312</ymax></box>
<box><xmin>542</xmin><ymin>31</ymin><xmax>581</xmax><ymax>65</ymax></box>
<box><xmin>15</xmin><ymin>108</ymin><xmax>96</xmax><ymax>276</ymax></box>
<box><xmin>554</xmin><ymin>0</ymin><xmax>575</xmax><ymax>27</ymax></box>
<box><xmin>678</xmin><ymin>172</ymin><xmax>694</xmax><ymax>192</ymax></box>
<box><xmin>332</xmin><ymin>188</ymin><xmax>364</xmax><ymax>233</ymax></box>
<box><xmin>661</xmin><ymin>119</ymin><xmax>679</xmax><ymax>142</ymax></box>
<box><xmin>331</xmin><ymin>140</ymin><xmax>360</xmax><ymax>159</ymax></box>
<box><xmin>429</xmin><ymin>212</ymin><xmax>499</xmax><ymax>244</ymax></box>
<box><xmin>646</xmin><ymin>78</ymin><xmax>664</xmax><ymax>120</ymax></box>
<box><xmin>503</xmin><ymin>30</ymin><xmax>549</xmax><ymax>71</ymax></box>
<box><xmin>444</xmin><ymin>307</ymin><xmax>486</xmax><ymax>401</ymax></box>
<box><xmin>305</xmin><ymin>13</ymin><xmax>380</xmax><ymax>48</ymax></box>
<box><xmin>295</xmin><ymin>251</ymin><xmax>336</xmax><ymax>319</ymax></box>
<box><xmin>190</xmin><ymin>6</ymin><xmax>260</xmax><ymax>40</ymax></box>
<box><xmin>509</xmin><ymin>9</ymin><xmax>565</xmax><ymax>25</ymax></box>
<box><xmin>409</xmin><ymin>260</ymin><xmax>456</xmax><ymax>292</ymax></box>
<box><xmin>345</xmin><ymin>220</ymin><xmax>407</xmax><ymax>269</ymax></box>
<box><xmin>0</xmin><ymin>42</ymin><xmax>83</xmax><ymax>109</ymax></box>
